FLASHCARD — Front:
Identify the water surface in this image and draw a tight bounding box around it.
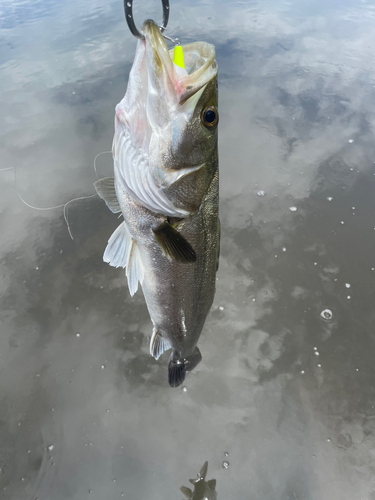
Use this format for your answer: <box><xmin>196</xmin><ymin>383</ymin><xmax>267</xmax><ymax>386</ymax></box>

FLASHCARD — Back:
<box><xmin>1</xmin><ymin>0</ymin><xmax>375</xmax><ymax>498</ymax></box>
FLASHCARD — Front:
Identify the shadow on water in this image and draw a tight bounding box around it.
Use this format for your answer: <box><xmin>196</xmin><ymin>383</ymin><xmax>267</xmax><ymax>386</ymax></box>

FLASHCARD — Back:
<box><xmin>180</xmin><ymin>461</ymin><xmax>217</xmax><ymax>500</ymax></box>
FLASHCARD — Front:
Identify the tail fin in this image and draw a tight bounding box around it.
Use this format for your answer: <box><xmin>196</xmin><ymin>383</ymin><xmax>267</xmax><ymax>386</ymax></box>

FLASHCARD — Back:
<box><xmin>184</xmin><ymin>347</ymin><xmax>202</xmax><ymax>372</ymax></box>
<box><xmin>168</xmin><ymin>347</ymin><xmax>202</xmax><ymax>388</ymax></box>
<box><xmin>168</xmin><ymin>360</ymin><xmax>186</xmax><ymax>388</ymax></box>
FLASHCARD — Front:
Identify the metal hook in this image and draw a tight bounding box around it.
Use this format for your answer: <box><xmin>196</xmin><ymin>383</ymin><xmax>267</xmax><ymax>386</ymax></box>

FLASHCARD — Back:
<box><xmin>124</xmin><ymin>0</ymin><xmax>170</xmax><ymax>40</ymax></box>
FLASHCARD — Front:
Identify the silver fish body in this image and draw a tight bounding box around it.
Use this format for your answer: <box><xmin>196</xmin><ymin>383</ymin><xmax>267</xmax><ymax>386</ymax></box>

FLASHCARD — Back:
<box><xmin>96</xmin><ymin>21</ymin><xmax>219</xmax><ymax>387</ymax></box>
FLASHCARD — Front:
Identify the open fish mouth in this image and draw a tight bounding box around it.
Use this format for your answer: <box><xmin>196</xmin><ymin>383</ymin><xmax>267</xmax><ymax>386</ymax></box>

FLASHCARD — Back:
<box><xmin>143</xmin><ymin>20</ymin><xmax>217</xmax><ymax>105</ymax></box>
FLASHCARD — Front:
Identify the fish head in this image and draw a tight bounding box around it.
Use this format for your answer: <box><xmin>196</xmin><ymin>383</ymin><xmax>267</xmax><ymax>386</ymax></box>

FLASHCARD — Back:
<box><xmin>116</xmin><ymin>20</ymin><xmax>218</xmax><ymax>214</ymax></box>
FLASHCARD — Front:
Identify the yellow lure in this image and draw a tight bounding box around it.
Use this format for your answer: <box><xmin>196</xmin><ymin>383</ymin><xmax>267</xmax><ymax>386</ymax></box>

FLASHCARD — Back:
<box><xmin>173</xmin><ymin>45</ymin><xmax>185</xmax><ymax>69</ymax></box>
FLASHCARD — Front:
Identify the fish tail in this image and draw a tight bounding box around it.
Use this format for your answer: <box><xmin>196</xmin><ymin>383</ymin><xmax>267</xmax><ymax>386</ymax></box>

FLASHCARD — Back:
<box><xmin>184</xmin><ymin>347</ymin><xmax>202</xmax><ymax>372</ymax></box>
<box><xmin>168</xmin><ymin>347</ymin><xmax>202</xmax><ymax>388</ymax></box>
<box><xmin>168</xmin><ymin>359</ymin><xmax>186</xmax><ymax>388</ymax></box>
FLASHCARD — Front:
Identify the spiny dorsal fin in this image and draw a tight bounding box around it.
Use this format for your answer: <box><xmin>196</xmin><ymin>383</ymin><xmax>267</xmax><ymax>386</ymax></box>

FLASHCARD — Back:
<box><xmin>150</xmin><ymin>329</ymin><xmax>172</xmax><ymax>360</ymax></box>
<box><xmin>94</xmin><ymin>177</ymin><xmax>121</xmax><ymax>213</ymax></box>
<box><xmin>152</xmin><ymin>222</ymin><xmax>196</xmax><ymax>263</ymax></box>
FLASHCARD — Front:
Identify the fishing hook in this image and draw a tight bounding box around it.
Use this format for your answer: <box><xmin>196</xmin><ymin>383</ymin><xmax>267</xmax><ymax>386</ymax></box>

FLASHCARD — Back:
<box><xmin>124</xmin><ymin>0</ymin><xmax>170</xmax><ymax>40</ymax></box>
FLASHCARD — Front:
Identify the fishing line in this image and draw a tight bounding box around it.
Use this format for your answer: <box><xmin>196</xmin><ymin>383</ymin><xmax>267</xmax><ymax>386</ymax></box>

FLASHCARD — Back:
<box><xmin>93</xmin><ymin>150</ymin><xmax>112</xmax><ymax>178</ymax></box>
<box><xmin>0</xmin><ymin>150</ymin><xmax>113</xmax><ymax>240</ymax></box>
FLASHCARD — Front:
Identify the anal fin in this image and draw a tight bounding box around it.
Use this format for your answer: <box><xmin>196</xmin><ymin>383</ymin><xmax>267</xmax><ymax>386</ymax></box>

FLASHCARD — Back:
<box><xmin>150</xmin><ymin>329</ymin><xmax>171</xmax><ymax>360</ymax></box>
<box><xmin>94</xmin><ymin>177</ymin><xmax>121</xmax><ymax>213</ymax></box>
<box><xmin>180</xmin><ymin>486</ymin><xmax>193</xmax><ymax>499</ymax></box>
<box><xmin>153</xmin><ymin>222</ymin><xmax>196</xmax><ymax>263</ymax></box>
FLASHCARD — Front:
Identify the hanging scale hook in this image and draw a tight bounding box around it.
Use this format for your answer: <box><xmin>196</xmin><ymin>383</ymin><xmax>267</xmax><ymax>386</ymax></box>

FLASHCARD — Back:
<box><xmin>124</xmin><ymin>0</ymin><xmax>179</xmax><ymax>43</ymax></box>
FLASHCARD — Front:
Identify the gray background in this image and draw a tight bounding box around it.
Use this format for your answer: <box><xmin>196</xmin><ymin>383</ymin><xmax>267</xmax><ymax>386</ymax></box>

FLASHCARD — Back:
<box><xmin>1</xmin><ymin>0</ymin><xmax>375</xmax><ymax>498</ymax></box>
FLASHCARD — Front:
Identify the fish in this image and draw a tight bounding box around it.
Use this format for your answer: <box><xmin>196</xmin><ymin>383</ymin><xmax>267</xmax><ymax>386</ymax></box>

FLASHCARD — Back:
<box><xmin>180</xmin><ymin>461</ymin><xmax>217</xmax><ymax>500</ymax></box>
<box><xmin>94</xmin><ymin>20</ymin><xmax>219</xmax><ymax>388</ymax></box>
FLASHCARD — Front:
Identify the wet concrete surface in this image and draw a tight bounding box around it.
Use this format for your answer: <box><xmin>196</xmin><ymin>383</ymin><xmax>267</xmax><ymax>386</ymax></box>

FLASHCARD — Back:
<box><xmin>1</xmin><ymin>0</ymin><xmax>375</xmax><ymax>498</ymax></box>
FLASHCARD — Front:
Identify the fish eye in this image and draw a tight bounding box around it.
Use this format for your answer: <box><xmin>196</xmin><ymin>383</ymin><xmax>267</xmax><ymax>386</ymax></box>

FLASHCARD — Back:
<box><xmin>202</xmin><ymin>106</ymin><xmax>218</xmax><ymax>128</ymax></box>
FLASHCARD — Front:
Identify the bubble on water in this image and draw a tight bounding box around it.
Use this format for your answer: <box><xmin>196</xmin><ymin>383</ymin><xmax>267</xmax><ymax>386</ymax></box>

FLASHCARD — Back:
<box><xmin>48</xmin><ymin>445</ymin><xmax>54</xmax><ymax>451</ymax></box>
<box><xmin>219</xmin><ymin>306</ymin><xmax>224</xmax><ymax>311</ymax></box>
<box><xmin>327</xmin><ymin>438</ymin><xmax>331</xmax><ymax>442</ymax></box>
<box><xmin>327</xmin><ymin>197</ymin><xmax>333</xmax><ymax>201</ymax></box>
<box><xmin>320</xmin><ymin>309</ymin><xmax>333</xmax><ymax>321</ymax></box>
<box><xmin>21</xmin><ymin>478</ymin><xmax>25</xmax><ymax>482</ymax></box>
<box><xmin>222</xmin><ymin>461</ymin><xmax>230</xmax><ymax>469</ymax></box>
<box><xmin>300</xmin><ymin>370</ymin><xmax>305</xmax><ymax>374</ymax></box>
<box><xmin>224</xmin><ymin>452</ymin><xmax>229</xmax><ymax>457</ymax></box>
<box><xmin>314</xmin><ymin>351</ymin><xmax>320</xmax><ymax>356</ymax></box>
<box><xmin>182</xmin><ymin>387</ymin><xmax>187</xmax><ymax>392</ymax></box>
<box><xmin>289</xmin><ymin>206</ymin><xmax>297</xmax><ymax>212</ymax></box>
<box><xmin>101</xmin><ymin>365</ymin><xmax>105</xmax><ymax>369</ymax></box>
<box><xmin>340</xmin><ymin>221</ymin><xmax>345</xmax><ymax>225</ymax></box>
<box><xmin>348</xmin><ymin>139</ymin><xmax>354</xmax><ymax>143</ymax></box>
<box><xmin>257</xmin><ymin>190</ymin><xmax>266</xmax><ymax>197</ymax></box>
<box><xmin>345</xmin><ymin>283</ymin><xmax>351</xmax><ymax>288</ymax></box>
<box><xmin>75</xmin><ymin>333</ymin><xmax>80</xmax><ymax>337</ymax></box>
<box><xmin>106</xmin><ymin>409</ymin><xmax>110</xmax><ymax>413</ymax></box>
<box><xmin>282</xmin><ymin>247</ymin><xmax>286</xmax><ymax>252</ymax></box>
<box><xmin>313</xmin><ymin>347</ymin><xmax>317</xmax><ymax>350</ymax></box>
<box><xmin>317</xmin><ymin>364</ymin><xmax>322</xmax><ymax>368</ymax></box>
<box><xmin>347</xmin><ymin>295</ymin><xmax>351</xmax><ymax>299</ymax></box>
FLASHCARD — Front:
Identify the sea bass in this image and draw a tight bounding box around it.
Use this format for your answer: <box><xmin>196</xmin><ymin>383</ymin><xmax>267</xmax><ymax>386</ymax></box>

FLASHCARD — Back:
<box><xmin>95</xmin><ymin>20</ymin><xmax>219</xmax><ymax>387</ymax></box>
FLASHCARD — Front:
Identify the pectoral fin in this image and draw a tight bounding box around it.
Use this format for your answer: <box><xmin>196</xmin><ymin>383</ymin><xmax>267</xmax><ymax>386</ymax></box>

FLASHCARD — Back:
<box><xmin>152</xmin><ymin>222</ymin><xmax>196</xmax><ymax>263</ymax></box>
<box><xmin>94</xmin><ymin>177</ymin><xmax>121</xmax><ymax>213</ymax></box>
<box><xmin>150</xmin><ymin>329</ymin><xmax>172</xmax><ymax>360</ymax></box>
